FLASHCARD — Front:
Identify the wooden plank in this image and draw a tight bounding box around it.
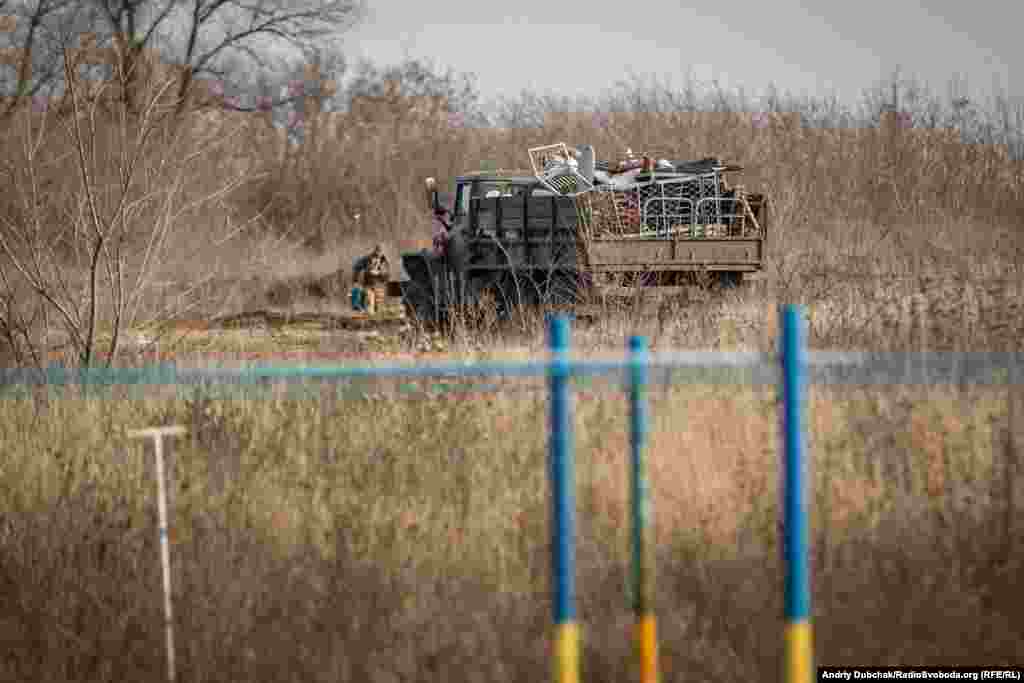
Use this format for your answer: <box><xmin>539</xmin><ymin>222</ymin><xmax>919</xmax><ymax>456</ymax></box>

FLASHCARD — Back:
<box><xmin>593</xmin><ymin>286</ymin><xmax>693</xmax><ymax>298</ymax></box>
<box><xmin>590</xmin><ymin>264</ymin><xmax>760</xmax><ymax>273</ymax></box>
<box><xmin>586</xmin><ymin>238</ymin><xmax>763</xmax><ymax>266</ymax></box>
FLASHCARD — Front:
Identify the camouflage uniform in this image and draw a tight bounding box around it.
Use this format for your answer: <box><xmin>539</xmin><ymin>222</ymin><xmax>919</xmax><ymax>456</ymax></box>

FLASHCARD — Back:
<box><xmin>354</xmin><ymin>245</ymin><xmax>390</xmax><ymax>315</ymax></box>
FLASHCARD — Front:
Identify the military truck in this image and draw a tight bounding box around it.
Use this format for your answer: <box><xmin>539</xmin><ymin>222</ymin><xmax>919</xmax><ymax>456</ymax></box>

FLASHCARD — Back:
<box><xmin>394</xmin><ymin>143</ymin><xmax>769</xmax><ymax>325</ymax></box>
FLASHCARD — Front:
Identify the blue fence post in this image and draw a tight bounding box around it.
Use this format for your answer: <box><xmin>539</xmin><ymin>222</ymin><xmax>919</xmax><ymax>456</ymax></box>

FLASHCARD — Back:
<box><xmin>548</xmin><ymin>314</ymin><xmax>578</xmax><ymax>683</ymax></box>
<box><xmin>629</xmin><ymin>334</ymin><xmax>659</xmax><ymax>682</ymax></box>
<box><xmin>781</xmin><ymin>305</ymin><xmax>812</xmax><ymax>683</ymax></box>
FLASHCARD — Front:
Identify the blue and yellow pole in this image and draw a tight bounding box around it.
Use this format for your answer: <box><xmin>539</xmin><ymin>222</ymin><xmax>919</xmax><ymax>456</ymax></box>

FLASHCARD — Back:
<box><xmin>629</xmin><ymin>335</ymin><xmax>659</xmax><ymax>683</ymax></box>
<box><xmin>781</xmin><ymin>305</ymin><xmax>812</xmax><ymax>683</ymax></box>
<box><xmin>548</xmin><ymin>315</ymin><xmax>579</xmax><ymax>683</ymax></box>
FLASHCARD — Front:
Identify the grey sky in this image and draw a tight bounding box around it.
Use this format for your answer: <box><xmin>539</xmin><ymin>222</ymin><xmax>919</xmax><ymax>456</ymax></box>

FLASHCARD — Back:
<box><xmin>345</xmin><ymin>0</ymin><xmax>1020</xmax><ymax>107</ymax></box>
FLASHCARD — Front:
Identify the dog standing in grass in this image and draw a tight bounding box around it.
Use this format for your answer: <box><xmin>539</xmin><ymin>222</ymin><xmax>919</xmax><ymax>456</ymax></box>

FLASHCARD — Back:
<box><xmin>353</xmin><ymin>244</ymin><xmax>390</xmax><ymax>314</ymax></box>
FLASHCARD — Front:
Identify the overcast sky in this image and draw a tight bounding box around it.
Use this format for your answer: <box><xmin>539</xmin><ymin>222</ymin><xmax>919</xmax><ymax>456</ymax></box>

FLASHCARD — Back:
<box><xmin>344</xmin><ymin>0</ymin><xmax>1019</xmax><ymax>108</ymax></box>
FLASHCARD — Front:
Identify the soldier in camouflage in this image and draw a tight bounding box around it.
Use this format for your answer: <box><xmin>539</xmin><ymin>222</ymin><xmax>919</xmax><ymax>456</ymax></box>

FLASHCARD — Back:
<box><xmin>353</xmin><ymin>244</ymin><xmax>390</xmax><ymax>315</ymax></box>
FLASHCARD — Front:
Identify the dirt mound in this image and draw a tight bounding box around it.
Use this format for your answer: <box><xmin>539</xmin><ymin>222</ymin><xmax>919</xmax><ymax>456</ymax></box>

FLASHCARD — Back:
<box><xmin>212</xmin><ymin>307</ymin><xmax>407</xmax><ymax>331</ymax></box>
<box><xmin>262</xmin><ymin>269</ymin><xmax>349</xmax><ymax>308</ymax></box>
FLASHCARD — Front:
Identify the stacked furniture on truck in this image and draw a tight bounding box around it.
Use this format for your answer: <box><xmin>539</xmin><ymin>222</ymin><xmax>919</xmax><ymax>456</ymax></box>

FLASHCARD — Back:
<box><xmin>527</xmin><ymin>142</ymin><xmax>765</xmax><ymax>240</ymax></box>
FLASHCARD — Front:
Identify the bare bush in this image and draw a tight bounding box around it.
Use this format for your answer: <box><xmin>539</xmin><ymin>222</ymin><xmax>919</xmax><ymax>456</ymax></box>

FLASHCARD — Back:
<box><xmin>0</xmin><ymin>47</ymin><xmax>254</xmax><ymax>369</ymax></box>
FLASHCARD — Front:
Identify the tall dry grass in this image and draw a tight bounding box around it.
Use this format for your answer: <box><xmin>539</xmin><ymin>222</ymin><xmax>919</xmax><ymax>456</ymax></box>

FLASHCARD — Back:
<box><xmin>2</xmin><ymin>63</ymin><xmax>1024</xmax><ymax>680</ymax></box>
<box><xmin>0</xmin><ymin>378</ymin><xmax>1021</xmax><ymax>681</ymax></box>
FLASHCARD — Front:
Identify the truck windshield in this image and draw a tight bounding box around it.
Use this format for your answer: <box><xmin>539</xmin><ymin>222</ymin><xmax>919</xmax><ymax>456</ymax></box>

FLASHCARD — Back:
<box><xmin>455</xmin><ymin>181</ymin><xmax>524</xmax><ymax>218</ymax></box>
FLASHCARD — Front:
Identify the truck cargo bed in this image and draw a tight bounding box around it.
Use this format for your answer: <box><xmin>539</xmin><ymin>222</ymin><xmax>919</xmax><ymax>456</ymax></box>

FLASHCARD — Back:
<box><xmin>465</xmin><ymin>193</ymin><xmax>765</xmax><ymax>274</ymax></box>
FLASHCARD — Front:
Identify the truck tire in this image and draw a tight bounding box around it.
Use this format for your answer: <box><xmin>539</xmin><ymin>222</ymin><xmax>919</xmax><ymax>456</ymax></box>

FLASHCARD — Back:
<box><xmin>717</xmin><ymin>272</ymin><xmax>744</xmax><ymax>289</ymax></box>
<box><xmin>400</xmin><ymin>251</ymin><xmax>445</xmax><ymax>326</ymax></box>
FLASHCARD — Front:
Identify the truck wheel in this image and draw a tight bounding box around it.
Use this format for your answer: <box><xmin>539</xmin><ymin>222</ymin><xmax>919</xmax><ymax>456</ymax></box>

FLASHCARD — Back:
<box><xmin>400</xmin><ymin>251</ymin><xmax>449</xmax><ymax>328</ymax></box>
<box><xmin>489</xmin><ymin>272</ymin><xmax>529</xmax><ymax>321</ymax></box>
<box><xmin>400</xmin><ymin>279</ymin><xmax>440</xmax><ymax>326</ymax></box>
<box><xmin>717</xmin><ymin>272</ymin><xmax>744</xmax><ymax>289</ymax></box>
<box><xmin>538</xmin><ymin>271</ymin><xmax>590</xmax><ymax>308</ymax></box>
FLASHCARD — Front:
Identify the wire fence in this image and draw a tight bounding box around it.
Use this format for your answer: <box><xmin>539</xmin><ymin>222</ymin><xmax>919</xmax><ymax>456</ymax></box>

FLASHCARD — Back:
<box><xmin>2</xmin><ymin>352</ymin><xmax>1022</xmax><ymax>399</ymax></box>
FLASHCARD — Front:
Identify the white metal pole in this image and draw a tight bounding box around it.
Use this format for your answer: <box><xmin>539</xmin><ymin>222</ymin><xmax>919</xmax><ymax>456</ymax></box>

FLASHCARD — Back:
<box><xmin>128</xmin><ymin>426</ymin><xmax>186</xmax><ymax>683</ymax></box>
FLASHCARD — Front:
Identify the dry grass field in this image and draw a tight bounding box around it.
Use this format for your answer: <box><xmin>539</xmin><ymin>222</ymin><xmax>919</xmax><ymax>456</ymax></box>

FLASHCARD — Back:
<box><xmin>1</xmin><ymin>65</ymin><xmax>1023</xmax><ymax>681</ymax></box>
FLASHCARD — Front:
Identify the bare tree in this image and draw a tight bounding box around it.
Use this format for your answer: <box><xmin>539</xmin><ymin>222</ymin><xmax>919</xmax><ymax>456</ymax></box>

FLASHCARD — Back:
<box><xmin>0</xmin><ymin>46</ymin><xmax>254</xmax><ymax>370</ymax></box>
<box><xmin>85</xmin><ymin>0</ymin><xmax>363</xmax><ymax>115</ymax></box>
<box><xmin>0</xmin><ymin>0</ymin><xmax>362</xmax><ymax>120</ymax></box>
<box><xmin>0</xmin><ymin>0</ymin><xmax>101</xmax><ymax>117</ymax></box>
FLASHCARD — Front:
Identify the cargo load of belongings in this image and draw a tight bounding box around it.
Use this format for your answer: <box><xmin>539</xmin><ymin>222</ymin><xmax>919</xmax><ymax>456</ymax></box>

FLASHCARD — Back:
<box><xmin>527</xmin><ymin>142</ymin><xmax>753</xmax><ymax>240</ymax></box>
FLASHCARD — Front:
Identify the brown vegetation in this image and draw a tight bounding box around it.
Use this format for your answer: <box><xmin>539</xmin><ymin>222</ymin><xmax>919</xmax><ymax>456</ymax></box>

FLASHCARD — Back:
<box><xmin>0</xmin><ymin>380</ymin><xmax>1021</xmax><ymax>681</ymax></box>
<box><xmin>1</xmin><ymin>44</ymin><xmax>1023</xmax><ymax>680</ymax></box>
